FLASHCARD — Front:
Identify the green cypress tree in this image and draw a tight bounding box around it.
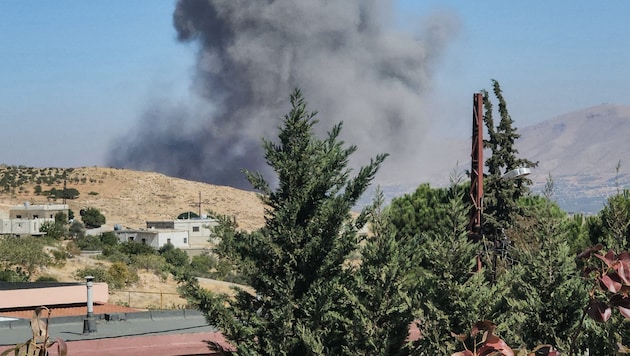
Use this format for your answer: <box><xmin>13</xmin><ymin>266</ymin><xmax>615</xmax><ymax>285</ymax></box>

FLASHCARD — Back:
<box><xmin>482</xmin><ymin>80</ymin><xmax>538</xmax><ymax>237</ymax></box>
<box><xmin>480</xmin><ymin>80</ymin><xmax>538</xmax><ymax>284</ymax></box>
<box><xmin>345</xmin><ymin>187</ymin><xmax>415</xmax><ymax>355</ymax></box>
<box><xmin>594</xmin><ymin>190</ymin><xmax>630</xmax><ymax>251</ymax></box>
<box><xmin>397</xmin><ymin>175</ymin><xmax>501</xmax><ymax>354</ymax></box>
<box><xmin>180</xmin><ymin>89</ymin><xmax>387</xmax><ymax>355</ymax></box>
<box><xmin>497</xmin><ymin>191</ymin><xmax>588</xmax><ymax>352</ymax></box>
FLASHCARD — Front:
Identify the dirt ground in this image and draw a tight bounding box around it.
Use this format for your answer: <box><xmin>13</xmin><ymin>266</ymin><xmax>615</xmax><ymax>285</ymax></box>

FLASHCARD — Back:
<box><xmin>0</xmin><ymin>166</ymin><xmax>266</xmax><ymax>231</ymax></box>
<box><xmin>37</xmin><ymin>253</ymin><xmax>249</xmax><ymax>310</ymax></box>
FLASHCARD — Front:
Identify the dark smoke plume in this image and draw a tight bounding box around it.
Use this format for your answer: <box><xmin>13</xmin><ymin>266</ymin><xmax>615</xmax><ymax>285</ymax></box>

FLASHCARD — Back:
<box><xmin>108</xmin><ymin>0</ymin><xmax>459</xmax><ymax>189</ymax></box>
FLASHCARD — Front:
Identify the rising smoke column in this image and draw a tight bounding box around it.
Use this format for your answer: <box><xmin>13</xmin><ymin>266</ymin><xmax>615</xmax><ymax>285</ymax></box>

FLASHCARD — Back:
<box><xmin>108</xmin><ymin>0</ymin><xmax>459</xmax><ymax>189</ymax></box>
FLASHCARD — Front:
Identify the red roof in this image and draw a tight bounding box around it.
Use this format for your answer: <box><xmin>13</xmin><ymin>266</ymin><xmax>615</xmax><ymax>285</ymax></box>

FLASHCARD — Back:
<box><xmin>0</xmin><ymin>332</ymin><xmax>234</xmax><ymax>356</ymax></box>
<box><xmin>0</xmin><ymin>303</ymin><xmax>139</xmax><ymax>319</ymax></box>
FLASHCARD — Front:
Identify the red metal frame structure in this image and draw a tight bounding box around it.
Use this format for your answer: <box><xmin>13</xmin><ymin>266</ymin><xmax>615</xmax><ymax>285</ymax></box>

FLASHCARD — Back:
<box><xmin>468</xmin><ymin>93</ymin><xmax>484</xmax><ymax>240</ymax></box>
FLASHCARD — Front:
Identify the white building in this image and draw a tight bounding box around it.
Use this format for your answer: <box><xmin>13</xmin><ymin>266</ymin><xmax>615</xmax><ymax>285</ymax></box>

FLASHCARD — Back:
<box><xmin>115</xmin><ymin>217</ymin><xmax>217</xmax><ymax>249</ymax></box>
<box><xmin>115</xmin><ymin>228</ymin><xmax>190</xmax><ymax>249</ymax></box>
<box><xmin>0</xmin><ymin>203</ymin><xmax>68</xmax><ymax>236</ymax></box>
<box><xmin>146</xmin><ymin>217</ymin><xmax>217</xmax><ymax>246</ymax></box>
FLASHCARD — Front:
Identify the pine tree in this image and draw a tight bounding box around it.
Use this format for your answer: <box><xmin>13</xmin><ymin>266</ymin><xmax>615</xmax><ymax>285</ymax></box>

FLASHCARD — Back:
<box><xmin>179</xmin><ymin>89</ymin><xmax>387</xmax><ymax>355</ymax></box>
<box><xmin>386</xmin><ymin>183</ymin><xmax>450</xmax><ymax>239</ymax></box>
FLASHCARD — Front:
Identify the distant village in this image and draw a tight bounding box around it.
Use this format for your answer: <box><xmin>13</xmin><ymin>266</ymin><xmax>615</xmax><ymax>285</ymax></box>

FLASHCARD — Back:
<box><xmin>0</xmin><ymin>202</ymin><xmax>218</xmax><ymax>250</ymax></box>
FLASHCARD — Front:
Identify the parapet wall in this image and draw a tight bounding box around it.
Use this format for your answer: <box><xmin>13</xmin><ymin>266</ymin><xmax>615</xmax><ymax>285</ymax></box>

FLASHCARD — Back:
<box><xmin>0</xmin><ymin>282</ymin><xmax>108</xmax><ymax>309</ymax></box>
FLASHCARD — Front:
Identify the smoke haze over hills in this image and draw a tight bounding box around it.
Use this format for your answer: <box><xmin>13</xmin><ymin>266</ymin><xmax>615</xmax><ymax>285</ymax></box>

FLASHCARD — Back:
<box><xmin>107</xmin><ymin>0</ymin><xmax>460</xmax><ymax>189</ymax></box>
<box><xmin>369</xmin><ymin>103</ymin><xmax>630</xmax><ymax>214</ymax></box>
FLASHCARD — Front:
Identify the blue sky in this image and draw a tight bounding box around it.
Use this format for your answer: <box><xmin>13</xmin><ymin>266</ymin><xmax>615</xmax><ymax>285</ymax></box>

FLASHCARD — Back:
<box><xmin>1</xmin><ymin>1</ymin><xmax>629</xmax><ymax>168</ymax></box>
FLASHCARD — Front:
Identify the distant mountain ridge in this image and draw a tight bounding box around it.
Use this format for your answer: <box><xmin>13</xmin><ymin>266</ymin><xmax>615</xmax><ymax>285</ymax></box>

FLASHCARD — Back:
<box><xmin>518</xmin><ymin>103</ymin><xmax>630</xmax><ymax>213</ymax></box>
<box><xmin>374</xmin><ymin>103</ymin><xmax>630</xmax><ymax>214</ymax></box>
<box><xmin>519</xmin><ymin>103</ymin><xmax>630</xmax><ymax>177</ymax></box>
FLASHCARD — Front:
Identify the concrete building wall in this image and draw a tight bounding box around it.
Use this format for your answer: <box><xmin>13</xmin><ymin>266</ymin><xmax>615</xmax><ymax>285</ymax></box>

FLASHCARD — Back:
<box><xmin>0</xmin><ymin>203</ymin><xmax>68</xmax><ymax>236</ymax></box>
<box><xmin>0</xmin><ymin>283</ymin><xmax>108</xmax><ymax>309</ymax></box>
<box><xmin>0</xmin><ymin>218</ymin><xmax>49</xmax><ymax>236</ymax></box>
<box><xmin>154</xmin><ymin>230</ymin><xmax>189</xmax><ymax>249</ymax></box>
<box><xmin>116</xmin><ymin>230</ymin><xmax>189</xmax><ymax>249</ymax></box>
<box><xmin>173</xmin><ymin>219</ymin><xmax>216</xmax><ymax>238</ymax></box>
<box><xmin>9</xmin><ymin>203</ymin><xmax>68</xmax><ymax>220</ymax></box>
<box><xmin>146</xmin><ymin>221</ymin><xmax>175</xmax><ymax>229</ymax></box>
<box><xmin>0</xmin><ymin>220</ymin><xmax>11</xmax><ymax>234</ymax></box>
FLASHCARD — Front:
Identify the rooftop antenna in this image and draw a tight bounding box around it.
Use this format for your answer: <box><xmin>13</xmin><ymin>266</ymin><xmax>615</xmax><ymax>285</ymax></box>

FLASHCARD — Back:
<box><xmin>189</xmin><ymin>192</ymin><xmax>202</xmax><ymax>218</ymax></box>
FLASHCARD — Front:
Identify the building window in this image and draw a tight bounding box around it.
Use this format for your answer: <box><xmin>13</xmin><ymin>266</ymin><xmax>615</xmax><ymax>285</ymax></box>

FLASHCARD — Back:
<box><xmin>141</xmin><ymin>238</ymin><xmax>146</xmax><ymax>244</ymax></box>
<box><xmin>183</xmin><ymin>238</ymin><xmax>188</xmax><ymax>244</ymax></box>
<box><xmin>167</xmin><ymin>238</ymin><xmax>171</xmax><ymax>244</ymax></box>
<box><xmin>192</xmin><ymin>226</ymin><xmax>200</xmax><ymax>232</ymax></box>
<box><xmin>16</xmin><ymin>215</ymin><xmax>22</xmax><ymax>219</ymax></box>
<box><xmin>129</xmin><ymin>236</ymin><xmax>135</xmax><ymax>241</ymax></box>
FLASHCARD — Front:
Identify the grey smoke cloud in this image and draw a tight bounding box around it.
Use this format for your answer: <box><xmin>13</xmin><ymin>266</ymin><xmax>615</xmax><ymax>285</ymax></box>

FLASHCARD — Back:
<box><xmin>108</xmin><ymin>0</ymin><xmax>460</xmax><ymax>189</ymax></box>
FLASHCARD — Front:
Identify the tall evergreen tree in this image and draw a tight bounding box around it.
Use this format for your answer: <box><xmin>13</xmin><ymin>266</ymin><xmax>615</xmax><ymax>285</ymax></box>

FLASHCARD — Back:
<box><xmin>345</xmin><ymin>187</ymin><xmax>416</xmax><ymax>355</ymax></box>
<box><xmin>392</xmin><ymin>175</ymin><xmax>502</xmax><ymax>354</ymax></box>
<box><xmin>179</xmin><ymin>89</ymin><xmax>387</xmax><ymax>355</ymax></box>
<box><xmin>593</xmin><ymin>190</ymin><xmax>630</xmax><ymax>251</ymax></box>
<box><xmin>482</xmin><ymin>80</ymin><xmax>538</xmax><ymax>237</ymax></box>
<box><xmin>480</xmin><ymin>80</ymin><xmax>538</xmax><ymax>283</ymax></box>
<box><xmin>498</xmin><ymin>190</ymin><xmax>588</xmax><ymax>351</ymax></box>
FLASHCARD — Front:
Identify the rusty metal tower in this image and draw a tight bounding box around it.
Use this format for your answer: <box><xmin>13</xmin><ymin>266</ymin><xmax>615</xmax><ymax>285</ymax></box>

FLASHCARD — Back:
<box><xmin>468</xmin><ymin>93</ymin><xmax>484</xmax><ymax>240</ymax></box>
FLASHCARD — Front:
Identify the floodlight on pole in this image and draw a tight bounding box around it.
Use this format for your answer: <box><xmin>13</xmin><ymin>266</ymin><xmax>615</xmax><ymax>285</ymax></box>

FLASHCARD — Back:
<box><xmin>502</xmin><ymin>167</ymin><xmax>532</xmax><ymax>180</ymax></box>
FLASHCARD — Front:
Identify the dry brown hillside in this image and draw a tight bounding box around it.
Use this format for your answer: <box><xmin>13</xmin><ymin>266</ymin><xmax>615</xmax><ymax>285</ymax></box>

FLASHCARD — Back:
<box><xmin>0</xmin><ymin>166</ymin><xmax>265</xmax><ymax>231</ymax></box>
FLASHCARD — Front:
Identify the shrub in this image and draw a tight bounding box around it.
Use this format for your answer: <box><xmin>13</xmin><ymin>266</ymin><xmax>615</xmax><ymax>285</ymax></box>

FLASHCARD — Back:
<box><xmin>65</xmin><ymin>240</ymin><xmax>81</xmax><ymax>257</ymax></box>
<box><xmin>189</xmin><ymin>253</ymin><xmax>218</xmax><ymax>277</ymax></box>
<box><xmin>51</xmin><ymin>249</ymin><xmax>68</xmax><ymax>267</ymax></box>
<box><xmin>159</xmin><ymin>243</ymin><xmax>189</xmax><ymax>268</ymax></box>
<box><xmin>75</xmin><ymin>235</ymin><xmax>103</xmax><ymax>251</ymax></box>
<box><xmin>118</xmin><ymin>241</ymin><xmax>156</xmax><ymax>256</ymax></box>
<box><xmin>108</xmin><ymin>262</ymin><xmax>139</xmax><ymax>289</ymax></box>
<box><xmin>35</xmin><ymin>275</ymin><xmax>59</xmax><ymax>282</ymax></box>
<box><xmin>131</xmin><ymin>254</ymin><xmax>168</xmax><ymax>273</ymax></box>
<box><xmin>101</xmin><ymin>248</ymin><xmax>131</xmax><ymax>265</ymax></box>
<box><xmin>100</xmin><ymin>232</ymin><xmax>118</xmax><ymax>246</ymax></box>
<box><xmin>0</xmin><ymin>268</ymin><xmax>29</xmax><ymax>282</ymax></box>
<box><xmin>68</xmin><ymin>220</ymin><xmax>86</xmax><ymax>239</ymax></box>
<box><xmin>40</xmin><ymin>220</ymin><xmax>66</xmax><ymax>240</ymax></box>
<box><xmin>0</xmin><ymin>236</ymin><xmax>52</xmax><ymax>277</ymax></box>
<box><xmin>74</xmin><ymin>266</ymin><xmax>108</xmax><ymax>284</ymax></box>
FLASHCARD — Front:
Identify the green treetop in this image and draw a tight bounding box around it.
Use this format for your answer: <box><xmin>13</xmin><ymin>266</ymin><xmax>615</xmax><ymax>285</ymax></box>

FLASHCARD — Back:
<box><xmin>482</xmin><ymin>79</ymin><xmax>538</xmax><ymax>236</ymax></box>
<box><xmin>180</xmin><ymin>89</ymin><xmax>387</xmax><ymax>355</ymax></box>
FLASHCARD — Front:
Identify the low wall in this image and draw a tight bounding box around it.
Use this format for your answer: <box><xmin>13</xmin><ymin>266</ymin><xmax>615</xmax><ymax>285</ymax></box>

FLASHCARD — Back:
<box><xmin>0</xmin><ymin>283</ymin><xmax>108</xmax><ymax>309</ymax></box>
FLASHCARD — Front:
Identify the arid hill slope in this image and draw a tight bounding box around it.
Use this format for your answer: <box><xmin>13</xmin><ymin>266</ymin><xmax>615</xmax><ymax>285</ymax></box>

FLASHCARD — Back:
<box><xmin>0</xmin><ymin>166</ymin><xmax>265</xmax><ymax>231</ymax></box>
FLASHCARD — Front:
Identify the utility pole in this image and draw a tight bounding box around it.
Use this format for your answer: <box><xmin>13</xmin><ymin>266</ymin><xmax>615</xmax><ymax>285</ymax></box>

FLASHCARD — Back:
<box><xmin>468</xmin><ymin>93</ymin><xmax>484</xmax><ymax>241</ymax></box>
<box><xmin>63</xmin><ymin>170</ymin><xmax>67</xmax><ymax>205</ymax></box>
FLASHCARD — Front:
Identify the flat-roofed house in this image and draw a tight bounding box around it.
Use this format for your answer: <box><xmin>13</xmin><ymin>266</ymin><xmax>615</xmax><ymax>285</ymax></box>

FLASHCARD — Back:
<box><xmin>0</xmin><ymin>203</ymin><xmax>68</xmax><ymax>236</ymax></box>
<box><xmin>115</xmin><ymin>228</ymin><xmax>190</xmax><ymax>249</ymax></box>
